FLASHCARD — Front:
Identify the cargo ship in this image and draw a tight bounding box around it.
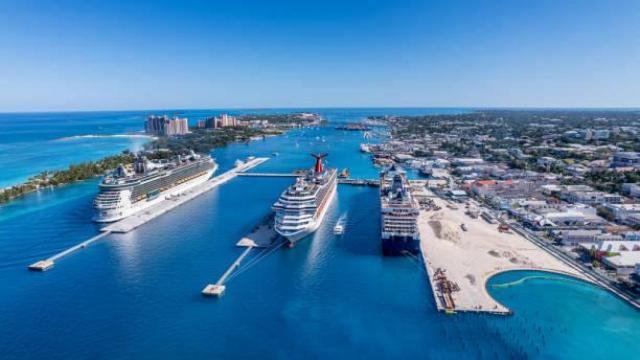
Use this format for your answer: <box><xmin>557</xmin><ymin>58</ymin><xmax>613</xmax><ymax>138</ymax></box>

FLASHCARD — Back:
<box><xmin>273</xmin><ymin>154</ymin><xmax>337</xmax><ymax>245</ymax></box>
<box><xmin>379</xmin><ymin>165</ymin><xmax>421</xmax><ymax>255</ymax></box>
<box><xmin>93</xmin><ymin>151</ymin><xmax>216</xmax><ymax>222</ymax></box>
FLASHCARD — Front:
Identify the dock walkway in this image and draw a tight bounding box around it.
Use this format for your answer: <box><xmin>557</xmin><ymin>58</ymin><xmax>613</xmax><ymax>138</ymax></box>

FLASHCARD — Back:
<box><xmin>202</xmin><ymin>246</ymin><xmax>254</xmax><ymax>297</ymax></box>
<box><xmin>203</xmin><ymin>216</ymin><xmax>281</xmax><ymax>297</ymax></box>
<box><xmin>237</xmin><ymin>172</ymin><xmax>298</xmax><ymax>177</ymax></box>
<box><xmin>28</xmin><ymin>157</ymin><xmax>269</xmax><ymax>271</ymax></box>
<box><xmin>103</xmin><ymin>157</ymin><xmax>269</xmax><ymax>233</ymax></box>
<box><xmin>28</xmin><ymin>231</ymin><xmax>112</xmax><ymax>271</ymax></box>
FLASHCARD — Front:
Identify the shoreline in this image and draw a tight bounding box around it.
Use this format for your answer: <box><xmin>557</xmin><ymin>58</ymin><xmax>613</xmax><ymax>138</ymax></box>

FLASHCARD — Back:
<box><xmin>417</xmin><ymin>196</ymin><xmax>590</xmax><ymax>315</ymax></box>
<box><xmin>0</xmin><ymin>127</ymin><xmax>293</xmax><ymax>205</ymax></box>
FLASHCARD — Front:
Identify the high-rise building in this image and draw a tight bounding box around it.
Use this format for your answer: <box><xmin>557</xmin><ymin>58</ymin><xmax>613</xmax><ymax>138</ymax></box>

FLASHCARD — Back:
<box><xmin>218</xmin><ymin>113</ymin><xmax>237</xmax><ymax>127</ymax></box>
<box><xmin>203</xmin><ymin>113</ymin><xmax>239</xmax><ymax>129</ymax></box>
<box><xmin>145</xmin><ymin>115</ymin><xmax>189</xmax><ymax>136</ymax></box>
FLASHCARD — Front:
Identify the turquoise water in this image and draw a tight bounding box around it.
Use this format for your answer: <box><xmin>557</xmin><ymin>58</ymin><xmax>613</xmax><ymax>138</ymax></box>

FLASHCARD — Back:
<box><xmin>487</xmin><ymin>271</ymin><xmax>640</xmax><ymax>359</ymax></box>
<box><xmin>1</xmin><ymin>109</ymin><xmax>639</xmax><ymax>359</ymax></box>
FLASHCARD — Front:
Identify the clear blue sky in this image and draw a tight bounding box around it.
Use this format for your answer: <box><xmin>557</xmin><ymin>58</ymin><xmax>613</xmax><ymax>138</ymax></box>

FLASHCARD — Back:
<box><xmin>0</xmin><ymin>0</ymin><xmax>638</xmax><ymax>111</ymax></box>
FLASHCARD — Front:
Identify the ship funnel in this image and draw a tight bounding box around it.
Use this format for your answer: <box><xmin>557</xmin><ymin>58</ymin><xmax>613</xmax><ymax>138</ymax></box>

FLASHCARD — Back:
<box><xmin>311</xmin><ymin>153</ymin><xmax>328</xmax><ymax>174</ymax></box>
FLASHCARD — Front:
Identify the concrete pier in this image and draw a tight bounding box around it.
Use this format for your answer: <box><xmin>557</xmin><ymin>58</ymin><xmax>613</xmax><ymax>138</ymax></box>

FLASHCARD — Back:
<box><xmin>28</xmin><ymin>157</ymin><xmax>269</xmax><ymax>272</ymax></box>
<box><xmin>236</xmin><ymin>219</ymin><xmax>278</xmax><ymax>248</ymax></box>
<box><xmin>103</xmin><ymin>157</ymin><xmax>269</xmax><ymax>233</ymax></box>
<box><xmin>202</xmin><ymin>246</ymin><xmax>254</xmax><ymax>297</ymax></box>
<box><xmin>28</xmin><ymin>231</ymin><xmax>112</xmax><ymax>271</ymax></box>
<box><xmin>237</xmin><ymin>172</ymin><xmax>298</xmax><ymax>177</ymax></box>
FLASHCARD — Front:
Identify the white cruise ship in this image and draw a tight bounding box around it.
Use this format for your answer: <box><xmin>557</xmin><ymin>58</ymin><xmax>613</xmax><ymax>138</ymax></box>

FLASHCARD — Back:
<box><xmin>93</xmin><ymin>151</ymin><xmax>216</xmax><ymax>222</ymax></box>
<box><xmin>272</xmin><ymin>154</ymin><xmax>337</xmax><ymax>245</ymax></box>
<box><xmin>380</xmin><ymin>165</ymin><xmax>421</xmax><ymax>255</ymax></box>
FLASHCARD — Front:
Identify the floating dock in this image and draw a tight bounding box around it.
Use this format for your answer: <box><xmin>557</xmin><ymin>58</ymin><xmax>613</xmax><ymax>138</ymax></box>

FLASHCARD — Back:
<box><xmin>28</xmin><ymin>157</ymin><xmax>269</xmax><ymax>271</ymax></box>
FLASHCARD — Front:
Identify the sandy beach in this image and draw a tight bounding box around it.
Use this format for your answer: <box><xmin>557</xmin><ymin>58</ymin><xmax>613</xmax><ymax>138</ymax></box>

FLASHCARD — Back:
<box><xmin>417</xmin><ymin>197</ymin><xmax>590</xmax><ymax>314</ymax></box>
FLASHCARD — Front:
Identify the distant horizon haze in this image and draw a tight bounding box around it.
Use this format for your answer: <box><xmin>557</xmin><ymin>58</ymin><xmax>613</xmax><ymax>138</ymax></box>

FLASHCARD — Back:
<box><xmin>1</xmin><ymin>106</ymin><xmax>640</xmax><ymax>115</ymax></box>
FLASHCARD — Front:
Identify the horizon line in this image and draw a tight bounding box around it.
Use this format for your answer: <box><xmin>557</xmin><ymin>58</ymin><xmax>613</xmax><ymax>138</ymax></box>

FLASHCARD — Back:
<box><xmin>1</xmin><ymin>105</ymin><xmax>640</xmax><ymax>115</ymax></box>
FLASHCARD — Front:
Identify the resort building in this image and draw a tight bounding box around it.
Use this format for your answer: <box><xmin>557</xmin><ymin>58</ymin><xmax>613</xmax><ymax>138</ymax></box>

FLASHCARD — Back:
<box><xmin>145</xmin><ymin>115</ymin><xmax>189</xmax><ymax>136</ymax></box>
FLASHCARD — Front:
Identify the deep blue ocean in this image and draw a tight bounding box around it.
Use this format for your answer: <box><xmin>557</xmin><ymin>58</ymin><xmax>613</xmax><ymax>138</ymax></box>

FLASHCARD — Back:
<box><xmin>0</xmin><ymin>108</ymin><xmax>639</xmax><ymax>359</ymax></box>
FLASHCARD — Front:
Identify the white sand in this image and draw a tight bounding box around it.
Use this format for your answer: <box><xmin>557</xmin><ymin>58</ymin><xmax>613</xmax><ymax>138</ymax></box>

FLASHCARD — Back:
<box><xmin>418</xmin><ymin>198</ymin><xmax>589</xmax><ymax>314</ymax></box>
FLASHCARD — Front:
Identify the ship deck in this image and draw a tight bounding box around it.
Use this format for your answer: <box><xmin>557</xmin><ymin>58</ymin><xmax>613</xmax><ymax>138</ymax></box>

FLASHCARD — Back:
<box><xmin>102</xmin><ymin>157</ymin><xmax>269</xmax><ymax>233</ymax></box>
<box><xmin>28</xmin><ymin>157</ymin><xmax>269</xmax><ymax>272</ymax></box>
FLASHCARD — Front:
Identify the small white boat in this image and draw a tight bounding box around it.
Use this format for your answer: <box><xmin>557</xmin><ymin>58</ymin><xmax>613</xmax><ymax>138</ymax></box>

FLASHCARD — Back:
<box><xmin>334</xmin><ymin>212</ymin><xmax>347</xmax><ymax>235</ymax></box>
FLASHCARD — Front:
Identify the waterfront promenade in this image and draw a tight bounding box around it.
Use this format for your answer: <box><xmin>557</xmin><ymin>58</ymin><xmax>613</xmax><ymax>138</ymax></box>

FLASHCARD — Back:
<box><xmin>417</xmin><ymin>197</ymin><xmax>589</xmax><ymax>314</ymax></box>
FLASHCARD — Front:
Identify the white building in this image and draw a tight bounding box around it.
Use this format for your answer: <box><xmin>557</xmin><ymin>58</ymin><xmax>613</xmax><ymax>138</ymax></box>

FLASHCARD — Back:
<box><xmin>537</xmin><ymin>156</ymin><xmax>558</xmax><ymax>169</ymax></box>
<box><xmin>561</xmin><ymin>229</ymin><xmax>602</xmax><ymax>245</ymax></box>
<box><xmin>612</xmin><ymin>152</ymin><xmax>640</xmax><ymax>168</ymax></box>
<box><xmin>564</xmin><ymin>191</ymin><xmax>622</xmax><ymax>205</ymax></box>
<box><xmin>601</xmin><ymin>203</ymin><xmax>640</xmax><ymax>225</ymax></box>
<box><xmin>622</xmin><ymin>183</ymin><xmax>640</xmax><ymax>198</ymax></box>
<box><xmin>602</xmin><ymin>252</ymin><xmax>640</xmax><ymax>275</ymax></box>
<box><xmin>452</xmin><ymin>158</ymin><xmax>484</xmax><ymax>166</ymax></box>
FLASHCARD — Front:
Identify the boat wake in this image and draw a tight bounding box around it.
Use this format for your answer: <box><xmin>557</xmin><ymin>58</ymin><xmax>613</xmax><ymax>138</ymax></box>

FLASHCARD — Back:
<box><xmin>55</xmin><ymin>134</ymin><xmax>156</xmax><ymax>141</ymax></box>
<box><xmin>490</xmin><ymin>274</ymin><xmax>584</xmax><ymax>288</ymax></box>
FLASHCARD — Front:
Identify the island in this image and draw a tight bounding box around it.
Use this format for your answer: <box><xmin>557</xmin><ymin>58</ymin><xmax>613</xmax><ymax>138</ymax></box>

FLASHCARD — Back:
<box><xmin>0</xmin><ymin>112</ymin><xmax>323</xmax><ymax>204</ymax></box>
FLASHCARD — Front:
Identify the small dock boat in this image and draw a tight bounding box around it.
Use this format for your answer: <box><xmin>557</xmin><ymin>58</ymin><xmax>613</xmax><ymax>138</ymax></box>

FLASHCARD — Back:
<box><xmin>339</xmin><ymin>168</ymin><xmax>349</xmax><ymax>178</ymax></box>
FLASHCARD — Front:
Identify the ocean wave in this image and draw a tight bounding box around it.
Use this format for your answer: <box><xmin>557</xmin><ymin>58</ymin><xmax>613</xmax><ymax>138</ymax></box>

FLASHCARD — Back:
<box><xmin>55</xmin><ymin>134</ymin><xmax>156</xmax><ymax>141</ymax></box>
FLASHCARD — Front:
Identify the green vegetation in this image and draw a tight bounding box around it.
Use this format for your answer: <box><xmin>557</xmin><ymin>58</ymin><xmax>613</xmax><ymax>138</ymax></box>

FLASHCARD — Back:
<box><xmin>148</xmin><ymin>127</ymin><xmax>281</xmax><ymax>154</ymax></box>
<box><xmin>0</xmin><ymin>153</ymin><xmax>135</xmax><ymax>204</ymax></box>
<box><xmin>237</xmin><ymin>112</ymin><xmax>324</xmax><ymax>126</ymax></box>
<box><xmin>0</xmin><ymin>112</ymin><xmax>318</xmax><ymax>205</ymax></box>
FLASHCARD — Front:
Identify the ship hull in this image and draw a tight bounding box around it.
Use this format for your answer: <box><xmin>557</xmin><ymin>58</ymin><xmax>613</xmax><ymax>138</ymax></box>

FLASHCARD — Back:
<box><xmin>277</xmin><ymin>181</ymin><xmax>337</xmax><ymax>245</ymax></box>
<box><xmin>381</xmin><ymin>234</ymin><xmax>421</xmax><ymax>256</ymax></box>
<box><xmin>93</xmin><ymin>165</ymin><xmax>217</xmax><ymax>223</ymax></box>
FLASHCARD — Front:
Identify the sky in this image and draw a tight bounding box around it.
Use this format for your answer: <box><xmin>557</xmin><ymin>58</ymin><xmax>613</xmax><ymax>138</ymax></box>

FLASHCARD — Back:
<box><xmin>0</xmin><ymin>0</ymin><xmax>638</xmax><ymax>111</ymax></box>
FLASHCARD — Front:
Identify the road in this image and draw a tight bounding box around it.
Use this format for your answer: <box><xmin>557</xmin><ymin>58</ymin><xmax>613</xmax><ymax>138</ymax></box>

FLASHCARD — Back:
<box><xmin>508</xmin><ymin>221</ymin><xmax>640</xmax><ymax>309</ymax></box>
